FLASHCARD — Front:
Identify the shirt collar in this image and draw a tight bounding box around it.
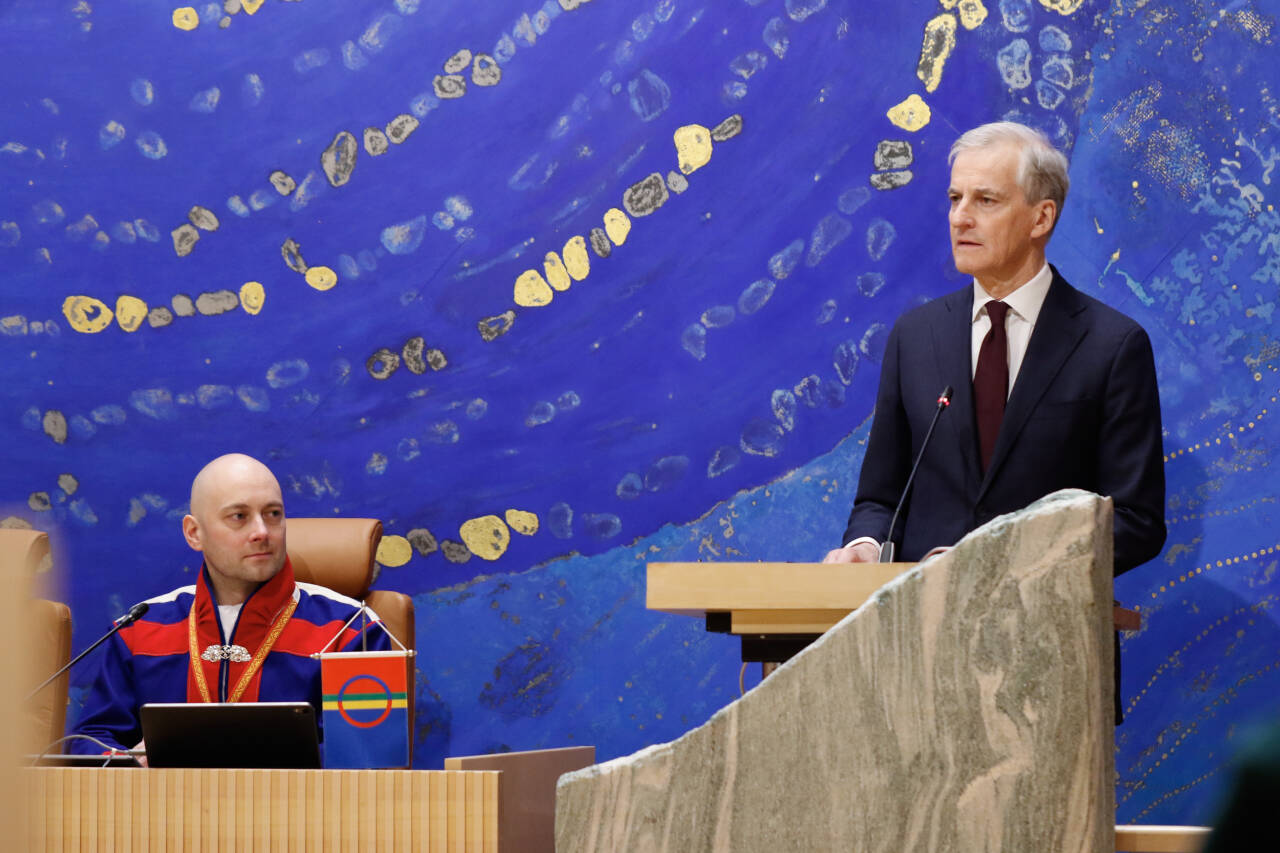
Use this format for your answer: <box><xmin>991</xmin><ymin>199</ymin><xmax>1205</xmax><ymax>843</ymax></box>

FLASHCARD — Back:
<box><xmin>970</xmin><ymin>263</ymin><xmax>1053</xmax><ymax>325</ymax></box>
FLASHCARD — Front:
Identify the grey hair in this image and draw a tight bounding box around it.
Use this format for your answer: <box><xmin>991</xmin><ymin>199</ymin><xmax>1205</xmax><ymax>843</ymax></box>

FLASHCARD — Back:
<box><xmin>949</xmin><ymin>121</ymin><xmax>1070</xmax><ymax>228</ymax></box>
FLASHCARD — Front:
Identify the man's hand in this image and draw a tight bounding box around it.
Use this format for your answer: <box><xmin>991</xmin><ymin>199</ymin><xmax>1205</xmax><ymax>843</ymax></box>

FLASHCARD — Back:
<box><xmin>131</xmin><ymin>739</ymin><xmax>149</xmax><ymax>768</ymax></box>
<box><xmin>822</xmin><ymin>541</ymin><xmax>880</xmax><ymax>563</ymax></box>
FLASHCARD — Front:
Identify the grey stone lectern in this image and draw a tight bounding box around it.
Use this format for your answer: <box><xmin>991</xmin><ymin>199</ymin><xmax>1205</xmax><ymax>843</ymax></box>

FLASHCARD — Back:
<box><xmin>556</xmin><ymin>490</ymin><xmax>1116</xmax><ymax>852</ymax></box>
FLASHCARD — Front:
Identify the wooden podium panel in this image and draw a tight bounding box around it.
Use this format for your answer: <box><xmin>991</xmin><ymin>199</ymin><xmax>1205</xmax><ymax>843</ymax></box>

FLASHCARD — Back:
<box><xmin>24</xmin><ymin>767</ymin><xmax>499</xmax><ymax>852</ymax></box>
<box><xmin>647</xmin><ymin>561</ymin><xmax>910</xmax><ymax>634</ymax></box>
<box><xmin>446</xmin><ymin>746</ymin><xmax>595</xmax><ymax>853</ymax></box>
<box><xmin>648</xmin><ymin>562</ymin><xmax>1142</xmax><ymax>637</ymax></box>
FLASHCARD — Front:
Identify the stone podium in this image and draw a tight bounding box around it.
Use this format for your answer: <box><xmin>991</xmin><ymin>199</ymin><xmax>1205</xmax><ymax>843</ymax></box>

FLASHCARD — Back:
<box><xmin>556</xmin><ymin>490</ymin><xmax>1116</xmax><ymax>852</ymax></box>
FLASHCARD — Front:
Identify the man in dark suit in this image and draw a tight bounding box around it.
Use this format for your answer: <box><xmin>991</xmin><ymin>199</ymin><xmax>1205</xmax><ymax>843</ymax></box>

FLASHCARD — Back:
<box><xmin>825</xmin><ymin>121</ymin><xmax>1165</xmax><ymax>574</ymax></box>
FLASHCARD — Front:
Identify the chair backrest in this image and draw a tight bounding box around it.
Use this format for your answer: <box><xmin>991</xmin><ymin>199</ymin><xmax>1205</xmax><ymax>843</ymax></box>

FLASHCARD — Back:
<box><xmin>286</xmin><ymin>517</ymin><xmax>416</xmax><ymax>763</ymax></box>
<box><xmin>29</xmin><ymin>599</ymin><xmax>72</xmax><ymax>750</ymax></box>
<box><xmin>1</xmin><ymin>528</ymin><xmax>71</xmax><ymax>753</ymax></box>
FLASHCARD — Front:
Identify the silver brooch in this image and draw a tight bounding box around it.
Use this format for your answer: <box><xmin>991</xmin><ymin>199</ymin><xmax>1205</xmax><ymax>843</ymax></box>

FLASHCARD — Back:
<box><xmin>201</xmin><ymin>644</ymin><xmax>251</xmax><ymax>662</ymax></box>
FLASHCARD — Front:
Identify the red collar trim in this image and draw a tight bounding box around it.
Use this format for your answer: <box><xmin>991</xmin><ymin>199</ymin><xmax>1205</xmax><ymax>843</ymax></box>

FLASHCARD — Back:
<box><xmin>186</xmin><ymin>558</ymin><xmax>296</xmax><ymax>703</ymax></box>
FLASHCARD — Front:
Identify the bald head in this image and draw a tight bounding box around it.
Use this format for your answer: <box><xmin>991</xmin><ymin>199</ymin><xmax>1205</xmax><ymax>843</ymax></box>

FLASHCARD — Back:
<box><xmin>183</xmin><ymin>453</ymin><xmax>288</xmax><ymax>605</ymax></box>
<box><xmin>189</xmin><ymin>453</ymin><xmax>282</xmax><ymax>519</ymax></box>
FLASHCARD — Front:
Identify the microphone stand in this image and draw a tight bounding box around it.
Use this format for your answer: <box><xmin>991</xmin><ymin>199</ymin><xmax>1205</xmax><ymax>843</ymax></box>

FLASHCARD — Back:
<box><xmin>26</xmin><ymin>602</ymin><xmax>150</xmax><ymax>702</ymax></box>
<box><xmin>878</xmin><ymin>386</ymin><xmax>953</xmax><ymax>563</ymax></box>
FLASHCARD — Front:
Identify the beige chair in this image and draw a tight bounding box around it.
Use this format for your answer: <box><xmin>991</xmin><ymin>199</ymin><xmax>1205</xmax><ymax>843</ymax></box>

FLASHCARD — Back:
<box><xmin>286</xmin><ymin>517</ymin><xmax>416</xmax><ymax>761</ymax></box>
<box><xmin>1</xmin><ymin>528</ymin><xmax>72</xmax><ymax>752</ymax></box>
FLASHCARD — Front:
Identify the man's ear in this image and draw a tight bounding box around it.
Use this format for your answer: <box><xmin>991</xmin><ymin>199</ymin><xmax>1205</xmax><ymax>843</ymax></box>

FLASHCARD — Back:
<box><xmin>182</xmin><ymin>514</ymin><xmax>204</xmax><ymax>551</ymax></box>
<box><xmin>1031</xmin><ymin>199</ymin><xmax>1057</xmax><ymax>239</ymax></box>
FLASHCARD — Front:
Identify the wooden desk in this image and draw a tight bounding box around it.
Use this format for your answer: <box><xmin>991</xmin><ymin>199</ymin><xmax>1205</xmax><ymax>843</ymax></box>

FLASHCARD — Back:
<box><xmin>24</xmin><ymin>767</ymin><xmax>499</xmax><ymax>851</ymax></box>
<box><xmin>648</xmin><ymin>562</ymin><xmax>1142</xmax><ymax>662</ymax></box>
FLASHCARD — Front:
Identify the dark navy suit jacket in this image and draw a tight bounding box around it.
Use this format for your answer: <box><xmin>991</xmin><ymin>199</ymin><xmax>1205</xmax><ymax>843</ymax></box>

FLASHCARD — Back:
<box><xmin>843</xmin><ymin>267</ymin><xmax>1166</xmax><ymax>575</ymax></box>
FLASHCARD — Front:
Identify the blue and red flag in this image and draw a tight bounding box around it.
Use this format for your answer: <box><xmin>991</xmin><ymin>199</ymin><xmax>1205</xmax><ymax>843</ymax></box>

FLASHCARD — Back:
<box><xmin>319</xmin><ymin>649</ymin><xmax>411</xmax><ymax>768</ymax></box>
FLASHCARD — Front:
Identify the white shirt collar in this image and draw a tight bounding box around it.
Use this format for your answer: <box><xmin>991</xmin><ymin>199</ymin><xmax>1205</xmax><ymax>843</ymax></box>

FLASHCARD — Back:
<box><xmin>970</xmin><ymin>263</ymin><xmax>1053</xmax><ymax>325</ymax></box>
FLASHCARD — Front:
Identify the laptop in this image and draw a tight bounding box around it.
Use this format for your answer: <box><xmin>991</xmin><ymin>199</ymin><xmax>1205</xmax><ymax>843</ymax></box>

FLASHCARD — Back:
<box><xmin>140</xmin><ymin>702</ymin><xmax>321</xmax><ymax>769</ymax></box>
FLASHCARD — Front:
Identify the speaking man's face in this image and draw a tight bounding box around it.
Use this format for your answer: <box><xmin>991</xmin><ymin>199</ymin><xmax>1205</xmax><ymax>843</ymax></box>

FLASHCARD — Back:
<box><xmin>947</xmin><ymin>142</ymin><xmax>1054</xmax><ymax>293</ymax></box>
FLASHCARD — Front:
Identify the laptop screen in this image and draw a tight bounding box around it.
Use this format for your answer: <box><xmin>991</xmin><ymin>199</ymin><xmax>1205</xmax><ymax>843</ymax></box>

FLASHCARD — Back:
<box><xmin>140</xmin><ymin>702</ymin><xmax>321</xmax><ymax>769</ymax></box>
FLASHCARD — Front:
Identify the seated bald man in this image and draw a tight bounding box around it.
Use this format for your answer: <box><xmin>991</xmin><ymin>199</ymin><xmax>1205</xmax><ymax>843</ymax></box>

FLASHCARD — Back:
<box><xmin>67</xmin><ymin>453</ymin><xmax>390</xmax><ymax>756</ymax></box>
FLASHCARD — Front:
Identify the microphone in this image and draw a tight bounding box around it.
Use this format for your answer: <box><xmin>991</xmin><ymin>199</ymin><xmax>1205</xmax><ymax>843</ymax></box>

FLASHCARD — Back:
<box><xmin>878</xmin><ymin>386</ymin><xmax>953</xmax><ymax>563</ymax></box>
<box><xmin>26</xmin><ymin>602</ymin><xmax>150</xmax><ymax>702</ymax></box>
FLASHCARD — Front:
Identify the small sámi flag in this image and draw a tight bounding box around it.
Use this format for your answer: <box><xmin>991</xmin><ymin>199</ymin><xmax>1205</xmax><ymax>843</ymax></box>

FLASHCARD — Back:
<box><xmin>320</xmin><ymin>649</ymin><xmax>411</xmax><ymax>768</ymax></box>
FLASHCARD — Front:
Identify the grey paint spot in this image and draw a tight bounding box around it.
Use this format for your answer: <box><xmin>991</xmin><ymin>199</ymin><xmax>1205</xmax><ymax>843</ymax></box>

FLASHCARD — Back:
<box><xmin>57</xmin><ymin>473</ymin><xmax>78</xmax><ymax>495</ymax></box>
<box><xmin>834</xmin><ymin>340</ymin><xmax>860</xmax><ymax>384</ymax></box>
<box><xmin>711</xmin><ymin>114</ymin><xmax>743</xmax><ymax>141</ymax></box>
<box><xmin>443</xmin><ymin>49</ymin><xmax>472</xmax><ymax>73</ymax></box>
<box><xmin>433</xmin><ymin>74</ymin><xmax>466</xmax><ymax>99</ymax></box>
<box><xmin>441</xmin><ymin>539</ymin><xmax>472</xmax><ymax>563</ymax></box>
<box><xmin>188</xmin><ymin>206</ymin><xmax>219</xmax><ymax>231</ymax></box>
<box><xmin>407</xmin><ymin>528</ymin><xmax>438</xmax><ymax>556</ymax></box>
<box><xmin>195</xmin><ymin>290</ymin><xmax>239</xmax><ymax>316</ymax></box>
<box><xmin>281</xmin><ymin>238</ymin><xmax>308</xmax><ymax>273</ymax></box>
<box><xmin>622</xmin><ymin>172</ymin><xmax>669</xmax><ymax>217</ymax></box>
<box><xmin>471</xmin><ymin>54</ymin><xmax>501</xmax><ymax>87</ymax></box>
<box><xmin>364</xmin><ymin>127</ymin><xmax>389</xmax><ymax>156</ymax></box>
<box><xmin>707</xmin><ymin>445</ymin><xmax>742</xmax><ymax>477</ymax></box>
<box><xmin>269</xmin><ymin>170</ymin><xmax>297</xmax><ymax>195</ymax></box>
<box><xmin>386</xmin><ymin>114</ymin><xmax>419</xmax><ymax>144</ymax></box>
<box><xmin>426</xmin><ymin>348</ymin><xmax>447</xmax><ymax>370</ymax></box>
<box><xmin>681</xmin><ymin>323</ymin><xmax>706</xmax><ymax>360</ymax></box>
<box><xmin>478</xmin><ymin>310</ymin><xmax>515</xmax><ymax>341</ymax></box>
<box><xmin>402</xmin><ymin>336</ymin><xmax>427</xmax><ymax>374</ymax></box>
<box><xmin>666</xmin><ymin>170</ymin><xmax>689</xmax><ymax>194</ymax></box>
<box><xmin>66</xmin><ymin>214</ymin><xmax>99</xmax><ymax>241</ymax></box>
<box><xmin>873</xmin><ymin>140</ymin><xmax>912</xmax><ymax>170</ymax></box>
<box><xmin>147</xmin><ymin>306</ymin><xmax>174</xmax><ymax>327</ymax></box>
<box><xmin>28</xmin><ymin>492</ymin><xmax>51</xmax><ymax>511</ymax></box>
<box><xmin>367</xmin><ymin>347</ymin><xmax>400</xmax><ymax>379</ymax></box>
<box><xmin>43</xmin><ymin>410</ymin><xmax>67</xmax><ymax>444</ymax></box>
<box><xmin>171</xmin><ymin>223</ymin><xmax>199</xmax><ymax>256</ymax></box>
<box><xmin>870</xmin><ymin>170</ymin><xmax>913</xmax><ymax>190</ymax></box>
<box><xmin>171</xmin><ymin>294</ymin><xmax>196</xmax><ymax>317</ymax></box>
<box><xmin>589</xmin><ymin>227</ymin><xmax>611</xmax><ymax>258</ymax></box>
<box><xmin>321</xmin><ymin>130</ymin><xmax>358</xmax><ymax>187</ymax></box>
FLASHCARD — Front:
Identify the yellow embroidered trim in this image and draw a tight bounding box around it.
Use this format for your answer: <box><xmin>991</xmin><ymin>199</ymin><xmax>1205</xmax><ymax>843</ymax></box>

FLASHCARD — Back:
<box><xmin>188</xmin><ymin>596</ymin><xmax>297</xmax><ymax>703</ymax></box>
<box><xmin>188</xmin><ymin>603</ymin><xmax>212</xmax><ymax>703</ymax></box>
<box><xmin>228</xmin><ymin>598</ymin><xmax>297</xmax><ymax>702</ymax></box>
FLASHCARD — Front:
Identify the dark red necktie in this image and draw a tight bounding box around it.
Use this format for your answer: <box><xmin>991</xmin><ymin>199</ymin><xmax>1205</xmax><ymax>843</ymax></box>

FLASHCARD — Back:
<box><xmin>974</xmin><ymin>300</ymin><xmax>1010</xmax><ymax>473</ymax></box>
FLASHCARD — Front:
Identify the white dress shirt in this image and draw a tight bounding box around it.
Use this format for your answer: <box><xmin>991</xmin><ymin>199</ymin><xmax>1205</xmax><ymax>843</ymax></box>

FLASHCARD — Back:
<box><xmin>970</xmin><ymin>263</ymin><xmax>1053</xmax><ymax>394</ymax></box>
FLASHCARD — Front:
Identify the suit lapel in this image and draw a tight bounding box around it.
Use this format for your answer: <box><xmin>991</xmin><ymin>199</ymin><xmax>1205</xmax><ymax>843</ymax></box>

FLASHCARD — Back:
<box><xmin>978</xmin><ymin>271</ymin><xmax>1089</xmax><ymax>499</ymax></box>
<box><xmin>930</xmin><ymin>286</ymin><xmax>983</xmax><ymax>491</ymax></box>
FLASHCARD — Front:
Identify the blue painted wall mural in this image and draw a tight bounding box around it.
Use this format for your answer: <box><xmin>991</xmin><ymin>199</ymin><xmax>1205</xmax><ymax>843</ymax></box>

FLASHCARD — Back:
<box><xmin>2</xmin><ymin>0</ymin><xmax>1277</xmax><ymax>825</ymax></box>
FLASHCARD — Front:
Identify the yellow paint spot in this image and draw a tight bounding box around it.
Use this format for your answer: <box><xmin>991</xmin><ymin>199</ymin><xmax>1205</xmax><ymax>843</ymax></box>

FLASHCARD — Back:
<box><xmin>375</xmin><ymin>535</ymin><xmax>413</xmax><ymax>567</ymax></box>
<box><xmin>62</xmin><ymin>295</ymin><xmax>114</xmax><ymax>334</ymax></box>
<box><xmin>115</xmin><ymin>295</ymin><xmax>148</xmax><ymax>333</ymax></box>
<box><xmin>240</xmin><ymin>281</ymin><xmax>266</xmax><ymax>315</ymax></box>
<box><xmin>304</xmin><ymin>265</ymin><xmax>337</xmax><ymax>291</ymax></box>
<box><xmin>514</xmin><ymin>269</ymin><xmax>554</xmax><ymax>307</ymax></box>
<box><xmin>543</xmin><ymin>252</ymin><xmax>571</xmax><ymax>292</ymax></box>
<box><xmin>957</xmin><ymin>0</ymin><xmax>988</xmax><ymax>29</ymax></box>
<box><xmin>505</xmin><ymin>509</ymin><xmax>539</xmax><ymax>535</ymax></box>
<box><xmin>242</xmin><ymin>0</ymin><xmax>265</xmax><ymax>13</ymax></box>
<box><xmin>603</xmin><ymin>208</ymin><xmax>631</xmax><ymax>245</ymax></box>
<box><xmin>459</xmin><ymin>515</ymin><xmax>510</xmax><ymax>561</ymax></box>
<box><xmin>917</xmin><ymin>14</ymin><xmax>957</xmax><ymax>93</ymax></box>
<box><xmin>172</xmin><ymin>7</ymin><xmax>199</xmax><ymax>30</ymax></box>
<box><xmin>673</xmin><ymin>124</ymin><xmax>713</xmax><ymax>175</ymax></box>
<box><xmin>1110</xmin><ymin>248</ymin><xmax>1121</xmax><ymax>262</ymax></box>
<box><xmin>885</xmin><ymin>94</ymin><xmax>932</xmax><ymax>132</ymax></box>
<box><xmin>1037</xmin><ymin>0</ymin><xmax>1084</xmax><ymax>14</ymax></box>
<box><xmin>563</xmin><ymin>235</ymin><xmax>590</xmax><ymax>281</ymax></box>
